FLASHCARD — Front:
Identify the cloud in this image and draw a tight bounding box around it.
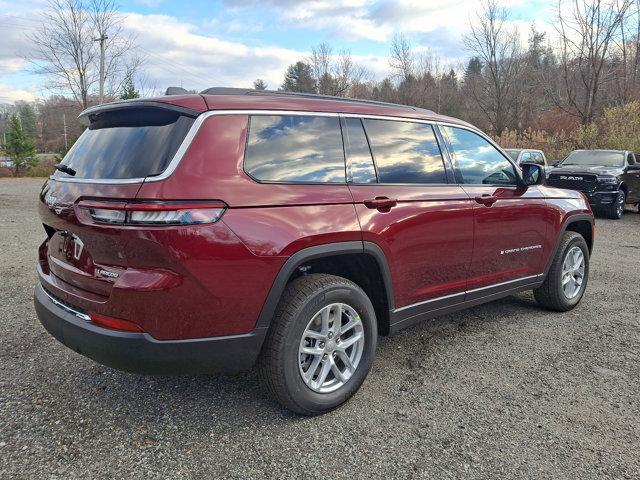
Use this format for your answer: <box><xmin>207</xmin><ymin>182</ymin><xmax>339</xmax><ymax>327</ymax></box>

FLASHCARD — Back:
<box><xmin>134</xmin><ymin>0</ymin><xmax>165</xmax><ymax>7</ymax></box>
<box><xmin>0</xmin><ymin>18</ymin><xmax>34</xmax><ymax>74</ymax></box>
<box><xmin>0</xmin><ymin>83</ymin><xmax>36</xmax><ymax>103</ymax></box>
<box><xmin>0</xmin><ymin>1</ymin><xmax>556</xmax><ymax>103</ymax></box>
<box><xmin>122</xmin><ymin>13</ymin><xmax>305</xmax><ymax>91</ymax></box>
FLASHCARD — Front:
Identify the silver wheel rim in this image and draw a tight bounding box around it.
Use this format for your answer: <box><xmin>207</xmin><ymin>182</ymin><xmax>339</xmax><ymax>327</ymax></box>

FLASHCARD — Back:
<box><xmin>617</xmin><ymin>193</ymin><xmax>625</xmax><ymax>216</ymax></box>
<box><xmin>298</xmin><ymin>303</ymin><xmax>365</xmax><ymax>393</ymax></box>
<box><xmin>561</xmin><ymin>245</ymin><xmax>585</xmax><ymax>299</ymax></box>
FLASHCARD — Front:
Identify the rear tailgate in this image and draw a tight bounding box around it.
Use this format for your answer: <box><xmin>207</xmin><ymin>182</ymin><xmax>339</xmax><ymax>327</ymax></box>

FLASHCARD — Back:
<box><xmin>38</xmin><ymin>102</ymin><xmax>198</xmax><ymax>301</ymax></box>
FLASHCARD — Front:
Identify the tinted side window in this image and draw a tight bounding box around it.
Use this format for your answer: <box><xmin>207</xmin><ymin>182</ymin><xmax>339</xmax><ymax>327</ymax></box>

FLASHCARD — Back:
<box><xmin>343</xmin><ymin>117</ymin><xmax>376</xmax><ymax>183</ymax></box>
<box><xmin>245</xmin><ymin>115</ymin><xmax>345</xmax><ymax>183</ymax></box>
<box><xmin>627</xmin><ymin>153</ymin><xmax>635</xmax><ymax>165</ymax></box>
<box><xmin>520</xmin><ymin>152</ymin><xmax>531</xmax><ymax>163</ymax></box>
<box><xmin>442</xmin><ymin>126</ymin><xmax>517</xmax><ymax>185</ymax></box>
<box><xmin>363</xmin><ymin>119</ymin><xmax>447</xmax><ymax>184</ymax></box>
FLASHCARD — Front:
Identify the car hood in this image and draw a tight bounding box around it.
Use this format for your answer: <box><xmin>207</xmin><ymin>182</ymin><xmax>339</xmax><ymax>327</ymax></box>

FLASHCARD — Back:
<box><xmin>550</xmin><ymin>165</ymin><xmax>623</xmax><ymax>176</ymax></box>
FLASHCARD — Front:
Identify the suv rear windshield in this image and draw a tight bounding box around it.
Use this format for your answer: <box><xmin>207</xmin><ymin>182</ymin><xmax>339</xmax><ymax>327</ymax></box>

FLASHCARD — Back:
<box><xmin>54</xmin><ymin>107</ymin><xmax>195</xmax><ymax>180</ymax></box>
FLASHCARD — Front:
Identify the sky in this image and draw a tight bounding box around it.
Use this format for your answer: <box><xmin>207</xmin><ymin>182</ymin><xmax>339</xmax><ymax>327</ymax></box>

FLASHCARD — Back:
<box><xmin>0</xmin><ymin>0</ymin><xmax>555</xmax><ymax>104</ymax></box>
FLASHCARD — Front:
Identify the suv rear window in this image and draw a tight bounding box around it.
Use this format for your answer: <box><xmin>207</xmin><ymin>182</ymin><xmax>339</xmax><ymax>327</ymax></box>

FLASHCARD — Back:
<box><xmin>55</xmin><ymin>107</ymin><xmax>194</xmax><ymax>180</ymax></box>
<box><xmin>245</xmin><ymin>115</ymin><xmax>345</xmax><ymax>183</ymax></box>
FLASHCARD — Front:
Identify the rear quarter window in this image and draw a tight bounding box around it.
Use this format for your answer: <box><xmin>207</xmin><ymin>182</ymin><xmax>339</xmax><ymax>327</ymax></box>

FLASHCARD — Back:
<box><xmin>56</xmin><ymin>107</ymin><xmax>194</xmax><ymax>180</ymax></box>
<box><xmin>244</xmin><ymin>115</ymin><xmax>346</xmax><ymax>183</ymax></box>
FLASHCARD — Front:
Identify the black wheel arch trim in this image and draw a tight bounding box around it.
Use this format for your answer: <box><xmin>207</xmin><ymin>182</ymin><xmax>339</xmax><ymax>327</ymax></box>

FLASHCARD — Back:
<box><xmin>254</xmin><ymin>240</ymin><xmax>395</xmax><ymax>329</ymax></box>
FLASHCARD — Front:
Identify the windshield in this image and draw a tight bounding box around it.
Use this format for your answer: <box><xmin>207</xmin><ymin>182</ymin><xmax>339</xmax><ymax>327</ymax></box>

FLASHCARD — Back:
<box><xmin>504</xmin><ymin>149</ymin><xmax>521</xmax><ymax>161</ymax></box>
<box><xmin>55</xmin><ymin>107</ymin><xmax>194</xmax><ymax>180</ymax></box>
<box><xmin>560</xmin><ymin>150</ymin><xmax>624</xmax><ymax>167</ymax></box>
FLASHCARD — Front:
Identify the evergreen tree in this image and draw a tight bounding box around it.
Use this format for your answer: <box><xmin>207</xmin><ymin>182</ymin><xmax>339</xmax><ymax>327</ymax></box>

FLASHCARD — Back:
<box><xmin>2</xmin><ymin>113</ymin><xmax>37</xmax><ymax>176</ymax></box>
<box><xmin>253</xmin><ymin>79</ymin><xmax>268</xmax><ymax>90</ymax></box>
<box><xmin>464</xmin><ymin>57</ymin><xmax>483</xmax><ymax>79</ymax></box>
<box><xmin>281</xmin><ymin>62</ymin><xmax>317</xmax><ymax>93</ymax></box>
<box><xmin>15</xmin><ymin>101</ymin><xmax>37</xmax><ymax>140</ymax></box>
<box><xmin>120</xmin><ymin>74</ymin><xmax>140</xmax><ymax>100</ymax></box>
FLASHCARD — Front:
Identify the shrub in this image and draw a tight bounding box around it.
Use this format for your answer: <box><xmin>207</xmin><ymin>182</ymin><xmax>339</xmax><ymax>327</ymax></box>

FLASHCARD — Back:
<box><xmin>601</xmin><ymin>101</ymin><xmax>640</xmax><ymax>151</ymax></box>
<box><xmin>494</xmin><ymin>128</ymin><xmax>572</xmax><ymax>162</ymax></box>
<box><xmin>24</xmin><ymin>158</ymin><xmax>56</xmax><ymax>177</ymax></box>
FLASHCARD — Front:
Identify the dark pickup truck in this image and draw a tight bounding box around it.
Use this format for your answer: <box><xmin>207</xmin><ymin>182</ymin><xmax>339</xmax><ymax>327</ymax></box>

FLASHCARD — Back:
<box><xmin>546</xmin><ymin>149</ymin><xmax>640</xmax><ymax>219</ymax></box>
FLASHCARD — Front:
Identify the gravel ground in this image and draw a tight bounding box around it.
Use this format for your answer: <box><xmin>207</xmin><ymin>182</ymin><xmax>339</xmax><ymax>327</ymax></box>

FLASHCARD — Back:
<box><xmin>1</xmin><ymin>178</ymin><xmax>639</xmax><ymax>479</ymax></box>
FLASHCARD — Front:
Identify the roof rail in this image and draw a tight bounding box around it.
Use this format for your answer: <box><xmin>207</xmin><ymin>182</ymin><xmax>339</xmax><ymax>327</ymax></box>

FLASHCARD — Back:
<box><xmin>199</xmin><ymin>87</ymin><xmax>433</xmax><ymax>114</ymax></box>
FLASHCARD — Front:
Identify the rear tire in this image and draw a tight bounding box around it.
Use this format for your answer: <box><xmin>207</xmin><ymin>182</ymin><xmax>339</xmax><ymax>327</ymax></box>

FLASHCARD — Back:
<box><xmin>259</xmin><ymin>274</ymin><xmax>377</xmax><ymax>415</ymax></box>
<box><xmin>602</xmin><ymin>190</ymin><xmax>625</xmax><ymax>219</ymax></box>
<box><xmin>534</xmin><ymin>231</ymin><xmax>589</xmax><ymax>312</ymax></box>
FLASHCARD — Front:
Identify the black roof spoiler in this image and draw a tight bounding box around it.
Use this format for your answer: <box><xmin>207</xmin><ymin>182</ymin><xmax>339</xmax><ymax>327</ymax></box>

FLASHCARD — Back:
<box><xmin>78</xmin><ymin>100</ymin><xmax>201</xmax><ymax>123</ymax></box>
<box><xmin>165</xmin><ymin>86</ymin><xmax>190</xmax><ymax>95</ymax></box>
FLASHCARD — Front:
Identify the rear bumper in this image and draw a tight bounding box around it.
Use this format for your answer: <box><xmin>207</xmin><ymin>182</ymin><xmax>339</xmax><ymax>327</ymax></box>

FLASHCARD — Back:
<box><xmin>34</xmin><ymin>282</ymin><xmax>267</xmax><ymax>375</ymax></box>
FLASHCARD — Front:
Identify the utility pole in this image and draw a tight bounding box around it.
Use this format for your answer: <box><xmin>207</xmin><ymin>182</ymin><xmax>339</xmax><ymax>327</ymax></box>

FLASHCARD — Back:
<box><xmin>62</xmin><ymin>113</ymin><xmax>68</xmax><ymax>151</ymax></box>
<box><xmin>94</xmin><ymin>34</ymin><xmax>108</xmax><ymax>104</ymax></box>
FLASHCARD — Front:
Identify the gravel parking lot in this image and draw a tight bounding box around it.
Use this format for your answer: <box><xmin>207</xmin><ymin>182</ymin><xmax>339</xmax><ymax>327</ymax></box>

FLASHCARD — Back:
<box><xmin>1</xmin><ymin>178</ymin><xmax>639</xmax><ymax>479</ymax></box>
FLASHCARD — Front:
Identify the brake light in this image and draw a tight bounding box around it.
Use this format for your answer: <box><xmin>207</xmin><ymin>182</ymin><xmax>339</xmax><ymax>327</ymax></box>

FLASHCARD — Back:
<box><xmin>89</xmin><ymin>312</ymin><xmax>145</xmax><ymax>332</ymax></box>
<box><xmin>78</xmin><ymin>200</ymin><xmax>226</xmax><ymax>226</ymax></box>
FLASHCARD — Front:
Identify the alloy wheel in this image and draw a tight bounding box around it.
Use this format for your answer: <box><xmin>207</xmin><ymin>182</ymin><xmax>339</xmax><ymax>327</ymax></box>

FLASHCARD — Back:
<box><xmin>561</xmin><ymin>245</ymin><xmax>585</xmax><ymax>299</ymax></box>
<box><xmin>298</xmin><ymin>303</ymin><xmax>365</xmax><ymax>393</ymax></box>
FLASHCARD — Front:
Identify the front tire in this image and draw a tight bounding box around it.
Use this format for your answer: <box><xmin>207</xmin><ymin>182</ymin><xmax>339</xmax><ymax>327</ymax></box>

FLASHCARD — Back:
<box><xmin>260</xmin><ymin>274</ymin><xmax>377</xmax><ymax>415</ymax></box>
<box><xmin>602</xmin><ymin>190</ymin><xmax>625</xmax><ymax>219</ymax></box>
<box><xmin>534</xmin><ymin>231</ymin><xmax>589</xmax><ymax>311</ymax></box>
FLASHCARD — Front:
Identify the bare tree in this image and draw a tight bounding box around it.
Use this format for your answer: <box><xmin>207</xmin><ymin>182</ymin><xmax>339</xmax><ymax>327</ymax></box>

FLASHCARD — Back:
<box><xmin>551</xmin><ymin>0</ymin><xmax>632</xmax><ymax>123</ymax></box>
<box><xmin>310</xmin><ymin>43</ymin><xmax>332</xmax><ymax>94</ymax></box>
<box><xmin>29</xmin><ymin>0</ymin><xmax>137</xmax><ymax>109</ymax></box>
<box><xmin>611</xmin><ymin>0</ymin><xmax>640</xmax><ymax>103</ymax></box>
<box><xmin>307</xmin><ymin>43</ymin><xmax>371</xmax><ymax>97</ymax></box>
<box><xmin>463</xmin><ymin>0</ymin><xmax>523</xmax><ymax>134</ymax></box>
<box><xmin>389</xmin><ymin>33</ymin><xmax>415</xmax><ymax>82</ymax></box>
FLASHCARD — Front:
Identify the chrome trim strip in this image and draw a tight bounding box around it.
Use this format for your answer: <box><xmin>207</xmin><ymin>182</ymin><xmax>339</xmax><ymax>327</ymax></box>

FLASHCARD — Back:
<box><xmin>49</xmin><ymin>109</ymin><xmax>472</xmax><ymax>185</ymax></box>
<box><xmin>467</xmin><ymin>274</ymin><xmax>543</xmax><ymax>295</ymax></box>
<box><xmin>49</xmin><ymin>175</ymin><xmax>147</xmax><ymax>184</ymax></box>
<box><xmin>393</xmin><ymin>274</ymin><xmax>543</xmax><ymax>313</ymax></box>
<box><xmin>41</xmin><ymin>286</ymin><xmax>92</xmax><ymax>322</ymax></box>
<box><xmin>393</xmin><ymin>290</ymin><xmax>465</xmax><ymax>313</ymax></box>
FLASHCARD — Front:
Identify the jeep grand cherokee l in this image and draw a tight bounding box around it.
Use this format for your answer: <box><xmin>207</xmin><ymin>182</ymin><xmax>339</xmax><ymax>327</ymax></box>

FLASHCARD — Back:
<box><xmin>546</xmin><ymin>149</ymin><xmax>640</xmax><ymax>219</ymax></box>
<box><xmin>34</xmin><ymin>89</ymin><xmax>594</xmax><ymax>415</ymax></box>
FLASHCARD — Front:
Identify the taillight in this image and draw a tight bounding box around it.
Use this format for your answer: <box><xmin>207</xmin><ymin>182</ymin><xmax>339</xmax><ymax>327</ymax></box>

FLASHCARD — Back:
<box><xmin>89</xmin><ymin>312</ymin><xmax>145</xmax><ymax>332</ymax></box>
<box><xmin>77</xmin><ymin>200</ymin><xmax>226</xmax><ymax>226</ymax></box>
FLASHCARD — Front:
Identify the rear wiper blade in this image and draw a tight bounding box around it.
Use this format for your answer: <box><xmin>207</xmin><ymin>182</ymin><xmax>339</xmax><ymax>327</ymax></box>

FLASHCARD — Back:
<box><xmin>54</xmin><ymin>164</ymin><xmax>76</xmax><ymax>176</ymax></box>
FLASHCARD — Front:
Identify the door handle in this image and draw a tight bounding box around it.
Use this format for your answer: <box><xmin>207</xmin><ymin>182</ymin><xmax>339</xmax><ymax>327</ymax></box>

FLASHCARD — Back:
<box><xmin>474</xmin><ymin>194</ymin><xmax>498</xmax><ymax>206</ymax></box>
<box><xmin>364</xmin><ymin>197</ymin><xmax>398</xmax><ymax>210</ymax></box>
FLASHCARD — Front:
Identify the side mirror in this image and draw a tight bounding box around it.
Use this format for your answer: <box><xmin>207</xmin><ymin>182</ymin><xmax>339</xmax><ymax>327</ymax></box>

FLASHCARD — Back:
<box><xmin>627</xmin><ymin>164</ymin><xmax>640</xmax><ymax>171</ymax></box>
<box><xmin>521</xmin><ymin>162</ymin><xmax>544</xmax><ymax>186</ymax></box>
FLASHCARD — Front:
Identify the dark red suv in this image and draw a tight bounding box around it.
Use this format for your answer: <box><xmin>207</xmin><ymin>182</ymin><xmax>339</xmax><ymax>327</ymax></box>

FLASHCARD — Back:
<box><xmin>35</xmin><ymin>90</ymin><xmax>594</xmax><ymax>414</ymax></box>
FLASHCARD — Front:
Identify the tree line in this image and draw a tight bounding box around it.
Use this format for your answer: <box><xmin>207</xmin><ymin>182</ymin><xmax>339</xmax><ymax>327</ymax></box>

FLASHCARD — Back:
<box><xmin>266</xmin><ymin>0</ymin><xmax>640</xmax><ymax>159</ymax></box>
<box><xmin>3</xmin><ymin>0</ymin><xmax>640</xmax><ymax>174</ymax></box>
